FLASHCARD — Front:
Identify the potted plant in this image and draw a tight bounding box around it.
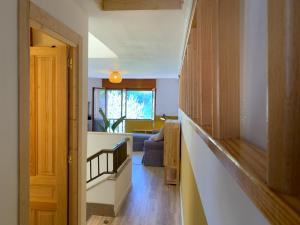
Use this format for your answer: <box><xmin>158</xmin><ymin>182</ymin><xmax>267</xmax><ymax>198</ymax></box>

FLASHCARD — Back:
<box><xmin>97</xmin><ymin>108</ymin><xmax>126</xmax><ymax>133</ymax></box>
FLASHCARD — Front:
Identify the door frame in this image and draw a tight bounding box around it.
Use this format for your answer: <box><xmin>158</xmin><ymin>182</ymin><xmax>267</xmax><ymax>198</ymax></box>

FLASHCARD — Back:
<box><xmin>18</xmin><ymin>1</ymin><xmax>83</xmax><ymax>225</ymax></box>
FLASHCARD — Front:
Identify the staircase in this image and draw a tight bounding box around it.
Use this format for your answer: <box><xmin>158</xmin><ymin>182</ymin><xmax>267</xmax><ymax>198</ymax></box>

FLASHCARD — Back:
<box><xmin>86</xmin><ymin>137</ymin><xmax>132</xmax><ymax>218</ymax></box>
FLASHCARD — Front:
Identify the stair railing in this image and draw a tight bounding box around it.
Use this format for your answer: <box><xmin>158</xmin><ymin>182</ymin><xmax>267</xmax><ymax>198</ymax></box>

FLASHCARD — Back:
<box><xmin>86</xmin><ymin>138</ymin><xmax>129</xmax><ymax>183</ymax></box>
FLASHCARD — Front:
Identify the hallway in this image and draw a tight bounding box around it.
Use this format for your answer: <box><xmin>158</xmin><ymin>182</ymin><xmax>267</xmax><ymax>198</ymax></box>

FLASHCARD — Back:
<box><xmin>87</xmin><ymin>152</ymin><xmax>181</xmax><ymax>225</ymax></box>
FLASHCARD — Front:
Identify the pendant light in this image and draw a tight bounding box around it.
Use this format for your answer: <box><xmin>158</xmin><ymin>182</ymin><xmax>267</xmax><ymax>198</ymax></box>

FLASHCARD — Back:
<box><xmin>108</xmin><ymin>70</ymin><xmax>122</xmax><ymax>83</ymax></box>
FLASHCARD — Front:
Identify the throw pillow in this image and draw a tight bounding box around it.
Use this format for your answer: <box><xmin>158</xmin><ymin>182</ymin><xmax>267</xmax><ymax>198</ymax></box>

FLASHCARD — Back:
<box><xmin>150</xmin><ymin>127</ymin><xmax>164</xmax><ymax>142</ymax></box>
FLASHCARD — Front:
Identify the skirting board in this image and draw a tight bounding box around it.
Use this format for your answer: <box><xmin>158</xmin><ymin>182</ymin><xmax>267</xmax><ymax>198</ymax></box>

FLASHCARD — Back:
<box><xmin>86</xmin><ymin>202</ymin><xmax>115</xmax><ymax>220</ymax></box>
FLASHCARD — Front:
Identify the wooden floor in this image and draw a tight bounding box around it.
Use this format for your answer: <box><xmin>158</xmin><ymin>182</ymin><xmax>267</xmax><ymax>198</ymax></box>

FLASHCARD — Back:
<box><xmin>87</xmin><ymin>152</ymin><xmax>181</xmax><ymax>225</ymax></box>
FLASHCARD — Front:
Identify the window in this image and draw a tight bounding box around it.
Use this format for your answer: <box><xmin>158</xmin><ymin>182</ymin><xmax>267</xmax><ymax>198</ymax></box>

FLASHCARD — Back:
<box><xmin>106</xmin><ymin>90</ymin><xmax>123</xmax><ymax>119</ymax></box>
<box><xmin>92</xmin><ymin>88</ymin><xmax>155</xmax><ymax>132</ymax></box>
<box><xmin>126</xmin><ymin>90</ymin><xmax>155</xmax><ymax>120</ymax></box>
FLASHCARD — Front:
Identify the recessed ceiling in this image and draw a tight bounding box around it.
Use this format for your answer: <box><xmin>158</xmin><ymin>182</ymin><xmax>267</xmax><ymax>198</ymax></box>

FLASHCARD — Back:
<box><xmin>88</xmin><ymin>32</ymin><xmax>118</xmax><ymax>58</ymax></box>
<box><xmin>74</xmin><ymin>0</ymin><xmax>193</xmax><ymax>79</ymax></box>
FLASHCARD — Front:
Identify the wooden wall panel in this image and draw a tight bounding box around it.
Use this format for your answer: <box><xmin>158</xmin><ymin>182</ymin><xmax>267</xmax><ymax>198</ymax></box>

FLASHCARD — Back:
<box><xmin>102</xmin><ymin>79</ymin><xmax>156</xmax><ymax>89</ymax></box>
<box><xmin>268</xmin><ymin>0</ymin><xmax>300</xmax><ymax>194</ymax></box>
<box><xmin>102</xmin><ymin>0</ymin><xmax>182</xmax><ymax>11</ymax></box>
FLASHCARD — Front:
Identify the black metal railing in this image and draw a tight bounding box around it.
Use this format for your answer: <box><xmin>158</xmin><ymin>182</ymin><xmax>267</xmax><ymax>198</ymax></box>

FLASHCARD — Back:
<box><xmin>86</xmin><ymin>138</ymin><xmax>129</xmax><ymax>183</ymax></box>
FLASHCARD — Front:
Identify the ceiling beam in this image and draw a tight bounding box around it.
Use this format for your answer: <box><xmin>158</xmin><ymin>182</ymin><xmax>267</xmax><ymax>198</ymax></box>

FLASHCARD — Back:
<box><xmin>102</xmin><ymin>0</ymin><xmax>183</xmax><ymax>11</ymax></box>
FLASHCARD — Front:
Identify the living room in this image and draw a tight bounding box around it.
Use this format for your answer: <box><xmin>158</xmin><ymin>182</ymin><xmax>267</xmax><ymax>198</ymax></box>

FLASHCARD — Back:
<box><xmin>86</xmin><ymin>77</ymin><xmax>182</xmax><ymax>223</ymax></box>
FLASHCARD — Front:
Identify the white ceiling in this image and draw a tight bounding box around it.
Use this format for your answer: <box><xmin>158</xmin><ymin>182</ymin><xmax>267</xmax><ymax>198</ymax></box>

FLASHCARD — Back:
<box><xmin>74</xmin><ymin>0</ymin><xmax>193</xmax><ymax>79</ymax></box>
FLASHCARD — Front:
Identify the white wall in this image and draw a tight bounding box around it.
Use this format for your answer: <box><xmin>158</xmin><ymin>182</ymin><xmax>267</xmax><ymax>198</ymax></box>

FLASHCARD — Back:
<box><xmin>156</xmin><ymin>78</ymin><xmax>179</xmax><ymax>116</ymax></box>
<box><xmin>86</xmin><ymin>132</ymin><xmax>132</xmax><ymax>215</ymax></box>
<box><xmin>0</xmin><ymin>0</ymin><xmax>88</xmax><ymax>224</ymax></box>
<box><xmin>180</xmin><ymin>113</ymin><xmax>270</xmax><ymax>225</ymax></box>
<box><xmin>240</xmin><ymin>0</ymin><xmax>267</xmax><ymax>150</ymax></box>
<box><xmin>0</xmin><ymin>1</ymin><xmax>18</xmax><ymax>224</ymax></box>
<box><xmin>86</xmin><ymin>159</ymin><xmax>132</xmax><ymax>215</ymax></box>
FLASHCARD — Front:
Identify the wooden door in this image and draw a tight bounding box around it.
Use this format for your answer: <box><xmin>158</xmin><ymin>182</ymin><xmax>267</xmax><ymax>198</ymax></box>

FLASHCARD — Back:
<box><xmin>29</xmin><ymin>46</ymin><xmax>68</xmax><ymax>225</ymax></box>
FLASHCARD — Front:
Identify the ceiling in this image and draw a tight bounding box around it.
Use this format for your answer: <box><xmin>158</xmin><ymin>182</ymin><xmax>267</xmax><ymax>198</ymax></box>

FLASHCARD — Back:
<box><xmin>74</xmin><ymin>0</ymin><xmax>193</xmax><ymax>79</ymax></box>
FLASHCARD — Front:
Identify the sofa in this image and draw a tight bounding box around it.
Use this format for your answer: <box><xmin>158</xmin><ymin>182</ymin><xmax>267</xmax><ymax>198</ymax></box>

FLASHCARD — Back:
<box><xmin>132</xmin><ymin>133</ymin><xmax>152</xmax><ymax>151</ymax></box>
<box><xmin>141</xmin><ymin>128</ymin><xmax>164</xmax><ymax>167</ymax></box>
<box><xmin>142</xmin><ymin>139</ymin><xmax>164</xmax><ymax>167</ymax></box>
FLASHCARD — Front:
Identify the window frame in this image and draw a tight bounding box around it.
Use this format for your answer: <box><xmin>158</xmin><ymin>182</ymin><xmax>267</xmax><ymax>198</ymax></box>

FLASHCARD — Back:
<box><xmin>92</xmin><ymin>87</ymin><xmax>156</xmax><ymax>126</ymax></box>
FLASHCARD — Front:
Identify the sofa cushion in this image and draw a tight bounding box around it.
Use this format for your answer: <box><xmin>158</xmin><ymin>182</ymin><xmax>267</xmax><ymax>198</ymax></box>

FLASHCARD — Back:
<box><xmin>132</xmin><ymin>133</ymin><xmax>152</xmax><ymax>151</ymax></box>
<box><xmin>149</xmin><ymin>127</ymin><xmax>164</xmax><ymax>142</ymax></box>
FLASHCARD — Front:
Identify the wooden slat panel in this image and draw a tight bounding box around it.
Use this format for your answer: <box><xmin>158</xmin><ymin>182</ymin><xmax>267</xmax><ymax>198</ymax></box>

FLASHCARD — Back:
<box><xmin>212</xmin><ymin>0</ymin><xmax>240</xmax><ymax>139</ymax></box>
<box><xmin>182</xmin><ymin>55</ymin><xmax>188</xmax><ymax>115</ymax></box>
<box><xmin>186</xmin><ymin>41</ymin><xmax>192</xmax><ymax>117</ymax></box>
<box><xmin>189</xmin><ymin>28</ymin><xmax>199</xmax><ymax>121</ymax></box>
<box><xmin>196</xmin><ymin>0</ymin><xmax>215</xmax><ymax>128</ymax></box>
<box><xmin>268</xmin><ymin>0</ymin><xmax>300</xmax><ymax>194</ymax></box>
<box><xmin>102</xmin><ymin>0</ymin><xmax>182</xmax><ymax>11</ymax></box>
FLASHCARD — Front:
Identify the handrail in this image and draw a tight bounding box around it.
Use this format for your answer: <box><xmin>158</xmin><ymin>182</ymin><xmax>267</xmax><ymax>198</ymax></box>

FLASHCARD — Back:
<box><xmin>86</xmin><ymin>138</ymin><xmax>129</xmax><ymax>183</ymax></box>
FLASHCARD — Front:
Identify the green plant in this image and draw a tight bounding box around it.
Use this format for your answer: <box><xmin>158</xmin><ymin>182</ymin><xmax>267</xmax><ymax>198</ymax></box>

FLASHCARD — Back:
<box><xmin>98</xmin><ymin>108</ymin><xmax>126</xmax><ymax>132</ymax></box>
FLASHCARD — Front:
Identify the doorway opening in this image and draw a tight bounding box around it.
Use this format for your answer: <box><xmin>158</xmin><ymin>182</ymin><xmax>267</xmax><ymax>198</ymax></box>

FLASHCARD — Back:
<box><xmin>19</xmin><ymin>2</ymin><xmax>83</xmax><ymax>225</ymax></box>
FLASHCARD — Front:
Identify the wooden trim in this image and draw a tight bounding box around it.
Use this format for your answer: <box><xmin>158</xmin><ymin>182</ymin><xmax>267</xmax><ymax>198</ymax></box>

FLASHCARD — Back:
<box><xmin>267</xmin><ymin>0</ymin><xmax>300</xmax><ymax>195</ymax></box>
<box><xmin>18</xmin><ymin>1</ymin><xmax>83</xmax><ymax>225</ymax></box>
<box><xmin>102</xmin><ymin>79</ymin><xmax>156</xmax><ymax>89</ymax></box>
<box><xmin>29</xmin><ymin>5</ymin><xmax>81</xmax><ymax>47</ymax></box>
<box><xmin>102</xmin><ymin>0</ymin><xmax>182</xmax><ymax>11</ymax></box>
<box><xmin>181</xmin><ymin>110</ymin><xmax>300</xmax><ymax>225</ymax></box>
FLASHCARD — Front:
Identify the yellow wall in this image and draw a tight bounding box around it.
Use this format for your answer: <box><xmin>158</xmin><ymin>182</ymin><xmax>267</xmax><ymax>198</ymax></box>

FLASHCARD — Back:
<box><xmin>181</xmin><ymin>135</ymin><xmax>208</xmax><ymax>225</ymax></box>
<box><xmin>125</xmin><ymin>116</ymin><xmax>178</xmax><ymax>133</ymax></box>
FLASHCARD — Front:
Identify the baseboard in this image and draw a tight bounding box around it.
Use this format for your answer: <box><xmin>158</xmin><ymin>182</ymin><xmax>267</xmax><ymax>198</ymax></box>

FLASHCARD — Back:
<box><xmin>180</xmin><ymin>185</ymin><xmax>185</xmax><ymax>225</ymax></box>
<box><xmin>86</xmin><ymin>202</ymin><xmax>115</xmax><ymax>220</ymax></box>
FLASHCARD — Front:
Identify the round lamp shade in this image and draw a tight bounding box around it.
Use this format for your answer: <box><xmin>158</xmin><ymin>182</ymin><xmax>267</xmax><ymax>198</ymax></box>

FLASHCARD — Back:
<box><xmin>108</xmin><ymin>71</ymin><xmax>122</xmax><ymax>83</ymax></box>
